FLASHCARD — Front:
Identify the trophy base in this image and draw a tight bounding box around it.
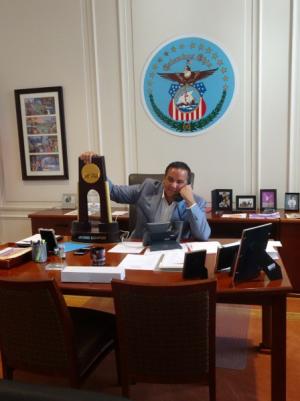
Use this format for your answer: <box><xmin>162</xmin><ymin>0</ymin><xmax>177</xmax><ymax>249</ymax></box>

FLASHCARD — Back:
<box><xmin>71</xmin><ymin>221</ymin><xmax>120</xmax><ymax>243</ymax></box>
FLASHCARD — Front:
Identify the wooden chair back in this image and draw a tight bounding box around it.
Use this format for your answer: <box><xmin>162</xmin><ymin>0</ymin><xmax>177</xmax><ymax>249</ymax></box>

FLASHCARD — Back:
<box><xmin>112</xmin><ymin>279</ymin><xmax>216</xmax><ymax>400</ymax></box>
<box><xmin>0</xmin><ymin>278</ymin><xmax>116</xmax><ymax>387</ymax></box>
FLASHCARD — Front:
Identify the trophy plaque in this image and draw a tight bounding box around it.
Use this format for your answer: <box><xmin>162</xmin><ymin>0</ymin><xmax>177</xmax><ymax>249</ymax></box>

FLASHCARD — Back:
<box><xmin>71</xmin><ymin>155</ymin><xmax>120</xmax><ymax>243</ymax></box>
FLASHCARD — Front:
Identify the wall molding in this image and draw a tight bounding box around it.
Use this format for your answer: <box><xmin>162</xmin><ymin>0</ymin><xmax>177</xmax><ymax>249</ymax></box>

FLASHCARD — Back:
<box><xmin>288</xmin><ymin>0</ymin><xmax>300</xmax><ymax>191</ymax></box>
<box><xmin>80</xmin><ymin>0</ymin><xmax>102</xmax><ymax>152</ymax></box>
<box><xmin>251</xmin><ymin>0</ymin><xmax>260</xmax><ymax>195</ymax></box>
<box><xmin>0</xmin><ymin>202</ymin><xmax>60</xmax><ymax>219</ymax></box>
<box><xmin>117</xmin><ymin>0</ymin><xmax>138</xmax><ymax>177</ymax></box>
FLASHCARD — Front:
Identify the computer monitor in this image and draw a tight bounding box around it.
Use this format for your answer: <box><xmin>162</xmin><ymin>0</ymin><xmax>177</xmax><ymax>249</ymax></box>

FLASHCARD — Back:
<box><xmin>232</xmin><ymin>223</ymin><xmax>282</xmax><ymax>283</ymax></box>
<box><xmin>143</xmin><ymin>221</ymin><xmax>183</xmax><ymax>251</ymax></box>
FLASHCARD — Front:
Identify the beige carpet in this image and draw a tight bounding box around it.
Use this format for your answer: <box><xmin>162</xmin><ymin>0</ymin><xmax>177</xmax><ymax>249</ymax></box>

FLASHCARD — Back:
<box><xmin>216</xmin><ymin>304</ymin><xmax>250</xmax><ymax>370</ymax></box>
<box><xmin>70</xmin><ymin>296</ymin><xmax>251</xmax><ymax>370</ymax></box>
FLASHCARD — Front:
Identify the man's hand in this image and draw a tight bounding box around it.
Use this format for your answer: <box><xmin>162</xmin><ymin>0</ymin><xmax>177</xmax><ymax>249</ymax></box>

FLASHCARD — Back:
<box><xmin>179</xmin><ymin>184</ymin><xmax>196</xmax><ymax>207</ymax></box>
<box><xmin>80</xmin><ymin>151</ymin><xmax>98</xmax><ymax>164</ymax></box>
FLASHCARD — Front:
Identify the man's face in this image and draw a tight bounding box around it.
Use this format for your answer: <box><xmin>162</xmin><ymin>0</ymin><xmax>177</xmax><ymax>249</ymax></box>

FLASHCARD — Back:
<box><xmin>163</xmin><ymin>167</ymin><xmax>188</xmax><ymax>201</ymax></box>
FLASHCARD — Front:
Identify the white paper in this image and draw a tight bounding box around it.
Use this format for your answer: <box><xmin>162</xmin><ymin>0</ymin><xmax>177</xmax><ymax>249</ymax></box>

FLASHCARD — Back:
<box><xmin>64</xmin><ymin>209</ymin><xmax>78</xmax><ymax>215</ymax></box>
<box><xmin>16</xmin><ymin>233</ymin><xmax>41</xmax><ymax>245</ymax></box>
<box><xmin>222</xmin><ymin>241</ymin><xmax>240</xmax><ymax>247</ymax></box>
<box><xmin>64</xmin><ymin>209</ymin><xmax>96</xmax><ymax>216</ymax></box>
<box><xmin>108</xmin><ymin>242</ymin><xmax>144</xmax><ymax>254</ymax></box>
<box><xmin>181</xmin><ymin>241</ymin><xmax>221</xmax><ymax>254</ymax></box>
<box><xmin>267</xmin><ymin>240</ymin><xmax>282</xmax><ymax>248</ymax></box>
<box><xmin>64</xmin><ymin>209</ymin><xmax>128</xmax><ymax>217</ymax></box>
<box><xmin>266</xmin><ymin>240</ymin><xmax>282</xmax><ymax>260</ymax></box>
<box><xmin>118</xmin><ymin>253</ymin><xmax>162</xmax><ymax>270</ymax></box>
<box><xmin>221</xmin><ymin>213</ymin><xmax>247</xmax><ymax>219</ymax></box>
<box><xmin>112</xmin><ymin>210</ymin><xmax>128</xmax><ymax>216</ymax></box>
<box><xmin>16</xmin><ymin>233</ymin><xmax>61</xmax><ymax>246</ymax></box>
<box><xmin>158</xmin><ymin>250</ymin><xmax>185</xmax><ymax>270</ymax></box>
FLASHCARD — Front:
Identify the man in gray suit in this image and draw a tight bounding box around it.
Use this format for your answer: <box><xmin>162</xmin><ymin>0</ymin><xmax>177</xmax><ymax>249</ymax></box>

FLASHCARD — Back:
<box><xmin>80</xmin><ymin>153</ymin><xmax>210</xmax><ymax>241</ymax></box>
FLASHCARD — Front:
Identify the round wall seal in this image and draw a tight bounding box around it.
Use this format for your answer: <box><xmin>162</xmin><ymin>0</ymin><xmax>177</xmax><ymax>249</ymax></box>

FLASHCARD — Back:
<box><xmin>142</xmin><ymin>36</ymin><xmax>235</xmax><ymax>136</ymax></box>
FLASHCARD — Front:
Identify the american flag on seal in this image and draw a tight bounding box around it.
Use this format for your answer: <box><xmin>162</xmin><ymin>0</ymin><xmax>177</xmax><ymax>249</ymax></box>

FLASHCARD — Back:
<box><xmin>168</xmin><ymin>82</ymin><xmax>207</xmax><ymax>121</ymax></box>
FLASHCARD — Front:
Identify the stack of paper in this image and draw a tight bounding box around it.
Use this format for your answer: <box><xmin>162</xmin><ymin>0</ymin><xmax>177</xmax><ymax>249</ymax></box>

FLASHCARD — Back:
<box><xmin>16</xmin><ymin>233</ymin><xmax>62</xmax><ymax>247</ymax></box>
<box><xmin>118</xmin><ymin>253</ymin><xmax>162</xmax><ymax>270</ymax></box>
<box><xmin>108</xmin><ymin>242</ymin><xmax>144</xmax><ymax>254</ymax></box>
<box><xmin>249</xmin><ymin>212</ymin><xmax>280</xmax><ymax>219</ymax></box>
<box><xmin>158</xmin><ymin>250</ymin><xmax>185</xmax><ymax>271</ymax></box>
<box><xmin>181</xmin><ymin>241</ymin><xmax>221</xmax><ymax>254</ymax></box>
<box><xmin>221</xmin><ymin>213</ymin><xmax>247</xmax><ymax>219</ymax></box>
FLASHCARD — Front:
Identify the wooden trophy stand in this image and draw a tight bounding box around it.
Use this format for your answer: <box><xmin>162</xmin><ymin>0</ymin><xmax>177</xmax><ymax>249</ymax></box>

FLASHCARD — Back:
<box><xmin>71</xmin><ymin>156</ymin><xmax>120</xmax><ymax>243</ymax></box>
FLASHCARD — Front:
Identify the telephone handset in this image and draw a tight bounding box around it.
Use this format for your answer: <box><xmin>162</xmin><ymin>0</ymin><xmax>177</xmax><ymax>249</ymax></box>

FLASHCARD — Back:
<box><xmin>174</xmin><ymin>193</ymin><xmax>183</xmax><ymax>202</ymax></box>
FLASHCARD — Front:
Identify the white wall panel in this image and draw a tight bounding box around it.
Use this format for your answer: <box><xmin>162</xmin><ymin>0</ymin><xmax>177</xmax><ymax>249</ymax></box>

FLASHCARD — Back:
<box><xmin>93</xmin><ymin>0</ymin><xmax>126</xmax><ymax>184</ymax></box>
<box><xmin>0</xmin><ymin>0</ymin><xmax>89</xmax><ymax>206</ymax></box>
<box><xmin>258</xmin><ymin>0</ymin><xmax>291</xmax><ymax>204</ymax></box>
<box><xmin>124</xmin><ymin>0</ymin><xmax>253</xmax><ymax>201</ymax></box>
<box><xmin>288</xmin><ymin>0</ymin><xmax>300</xmax><ymax>191</ymax></box>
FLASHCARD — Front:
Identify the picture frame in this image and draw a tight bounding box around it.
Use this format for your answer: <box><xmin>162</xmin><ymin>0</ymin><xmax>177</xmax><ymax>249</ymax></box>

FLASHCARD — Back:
<box><xmin>211</xmin><ymin>189</ymin><xmax>233</xmax><ymax>212</ymax></box>
<box><xmin>236</xmin><ymin>195</ymin><xmax>256</xmax><ymax>211</ymax></box>
<box><xmin>284</xmin><ymin>192</ymin><xmax>300</xmax><ymax>212</ymax></box>
<box><xmin>260</xmin><ymin>189</ymin><xmax>277</xmax><ymax>211</ymax></box>
<box><xmin>15</xmin><ymin>86</ymin><xmax>68</xmax><ymax>180</ymax></box>
<box><xmin>62</xmin><ymin>193</ymin><xmax>77</xmax><ymax>209</ymax></box>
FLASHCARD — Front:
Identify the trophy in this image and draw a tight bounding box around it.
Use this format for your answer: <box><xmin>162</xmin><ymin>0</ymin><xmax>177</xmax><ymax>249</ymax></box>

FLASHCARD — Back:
<box><xmin>71</xmin><ymin>155</ymin><xmax>120</xmax><ymax>243</ymax></box>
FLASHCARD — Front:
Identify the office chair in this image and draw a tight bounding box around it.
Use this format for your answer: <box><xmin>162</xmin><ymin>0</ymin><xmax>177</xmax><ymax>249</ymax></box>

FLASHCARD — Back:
<box><xmin>128</xmin><ymin>172</ymin><xmax>194</xmax><ymax>233</ymax></box>
<box><xmin>112</xmin><ymin>279</ymin><xmax>216</xmax><ymax>400</ymax></box>
<box><xmin>0</xmin><ymin>278</ymin><xmax>117</xmax><ymax>388</ymax></box>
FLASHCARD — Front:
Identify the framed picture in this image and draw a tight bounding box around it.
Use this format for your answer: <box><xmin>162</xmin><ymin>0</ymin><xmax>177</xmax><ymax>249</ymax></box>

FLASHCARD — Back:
<box><xmin>62</xmin><ymin>193</ymin><xmax>77</xmax><ymax>209</ymax></box>
<box><xmin>211</xmin><ymin>189</ymin><xmax>233</xmax><ymax>212</ymax></box>
<box><xmin>236</xmin><ymin>195</ymin><xmax>256</xmax><ymax>211</ymax></box>
<box><xmin>284</xmin><ymin>192</ymin><xmax>300</xmax><ymax>212</ymax></box>
<box><xmin>260</xmin><ymin>189</ymin><xmax>277</xmax><ymax>211</ymax></box>
<box><xmin>15</xmin><ymin>86</ymin><xmax>68</xmax><ymax>180</ymax></box>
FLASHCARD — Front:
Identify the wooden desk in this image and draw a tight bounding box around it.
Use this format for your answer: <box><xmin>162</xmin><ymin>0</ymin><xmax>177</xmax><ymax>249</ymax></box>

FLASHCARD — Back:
<box><xmin>207</xmin><ymin>212</ymin><xmax>281</xmax><ymax>238</ymax></box>
<box><xmin>28</xmin><ymin>209</ymin><xmax>129</xmax><ymax>235</ymax></box>
<box><xmin>0</xmin><ymin>241</ymin><xmax>292</xmax><ymax>401</ymax></box>
<box><xmin>28</xmin><ymin>209</ymin><xmax>300</xmax><ymax>291</ymax></box>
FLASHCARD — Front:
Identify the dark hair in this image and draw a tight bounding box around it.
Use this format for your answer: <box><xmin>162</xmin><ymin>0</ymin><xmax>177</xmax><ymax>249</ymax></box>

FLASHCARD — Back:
<box><xmin>164</xmin><ymin>161</ymin><xmax>192</xmax><ymax>184</ymax></box>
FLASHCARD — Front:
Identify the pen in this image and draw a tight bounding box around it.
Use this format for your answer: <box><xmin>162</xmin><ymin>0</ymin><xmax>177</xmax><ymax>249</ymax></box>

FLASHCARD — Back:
<box><xmin>156</xmin><ymin>254</ymin><xmax>164</xmax><ymax>269</ymax></box>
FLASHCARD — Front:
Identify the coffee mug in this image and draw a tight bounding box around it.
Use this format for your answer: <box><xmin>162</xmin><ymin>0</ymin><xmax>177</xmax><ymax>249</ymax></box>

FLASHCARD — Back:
<box><xmin>90</xmin><ymin>247</ymin><xmax>106</xmax><ymax>266</ymax></box>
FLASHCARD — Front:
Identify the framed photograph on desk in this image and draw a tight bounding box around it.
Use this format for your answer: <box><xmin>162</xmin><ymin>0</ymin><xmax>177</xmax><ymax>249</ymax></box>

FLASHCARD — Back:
<box><xmin>211</xmin><ymin>189</ymin><xmax>233</xmax><ymax>212</ymax></box>
<box><xmin>15</xmin><ymin>86</ymin><xmax>68</xmax><ymax>180</ymax></box>
<box><xmin>236</xmin><ymin>195</ymin><xmax>256</xmax><ymax>211</ymax></box>
<box><xmin>62</xmin><ymin>193</ymin><xmax>76</xmax><ymax>209</ymax></box>
<box><xmin>284</xmin><ymin>192</ymin><xmax>299</xmax><ymax>211</ymax></box>
<box><xmin>260</xmin><ymin>189</ymin><xmax>277</xmax><ymax>211</ymax></box>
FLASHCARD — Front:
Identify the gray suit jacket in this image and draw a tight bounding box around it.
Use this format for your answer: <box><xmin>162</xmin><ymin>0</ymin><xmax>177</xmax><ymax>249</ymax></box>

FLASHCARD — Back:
<box><xmin>109</xmin><ymin>178</ymin><xmax>211</xmax><ymax>241</ymax></box>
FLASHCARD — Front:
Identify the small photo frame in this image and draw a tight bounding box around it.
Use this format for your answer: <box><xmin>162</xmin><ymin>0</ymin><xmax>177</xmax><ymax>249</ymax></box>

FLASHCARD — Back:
<box><xmin>260</xmin><ymin>189</ymin><xmax>277</xmax><ymax>211</ymax></box>
<box><xmin>211</xmin><ymin>189</ymin><xmax>233</xmax><ymax>212</ymax></box>
<box><xmin>236</xmin><ymin>195</ymin><xmax>256</xmax><ymax>211</ymax></box>
<box><xmin>284</xmin><ymin>192</ymin><xmax>299</xmax><ymax>211</ymax></box>
<box><xmin>62</xmin><ymin>193</ymin><xmax>76</xmax><ymax>209</ymax></box>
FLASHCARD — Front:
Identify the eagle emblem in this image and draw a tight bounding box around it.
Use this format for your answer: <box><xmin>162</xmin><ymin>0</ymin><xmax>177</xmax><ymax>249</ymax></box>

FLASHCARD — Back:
<box><xmin>158</xmin><ymin>61</ymin><xmax>218</xmax><ymax>121</ymax></box>
<box><xmin>142</xmin><ymin>36</ymin><xmax>235</xmax><ymax>136</ymax></box>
